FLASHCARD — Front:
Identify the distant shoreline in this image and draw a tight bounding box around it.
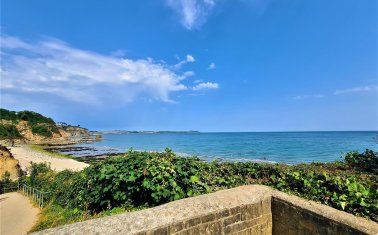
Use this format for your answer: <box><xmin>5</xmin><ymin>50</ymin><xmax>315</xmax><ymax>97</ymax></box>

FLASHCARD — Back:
<box><xmin>99</xmin><ymin>130</ymin><xmax>200</xmax><ymax>134</ymax></box>
<box><xmin>98</xmin><ymin>130</ymin><xmax>378</xmax><ymax>134</ymax></box>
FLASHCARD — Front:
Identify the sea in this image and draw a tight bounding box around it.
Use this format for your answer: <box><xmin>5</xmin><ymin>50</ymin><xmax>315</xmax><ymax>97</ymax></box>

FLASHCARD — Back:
<box><xmin>64</xmin><ymin>131</ymin><xmax>378</xmax><ymax>164</ymax></box>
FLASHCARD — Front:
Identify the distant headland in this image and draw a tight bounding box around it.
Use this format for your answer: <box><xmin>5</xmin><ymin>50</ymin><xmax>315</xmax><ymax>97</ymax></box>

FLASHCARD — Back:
<box><xmin>99</xmin><ymin>130</ymin><xmax>200</xmax><ymax>134</ymax></box>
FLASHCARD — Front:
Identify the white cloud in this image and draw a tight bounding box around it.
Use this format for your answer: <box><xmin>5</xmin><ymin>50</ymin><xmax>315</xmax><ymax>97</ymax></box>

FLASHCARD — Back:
<box><xmin>166</xmin><ymin>0</ymin><xmax>216</xmax><ymax>30</ymax></box>
<box><xmin>193</xmin><ymin>82</ymin><xmax>219</xmax><ymax>90</ymax></box>
<box><xmin>334</xmin><ymin>85</ymin><xmax>378</xmax><ymax>95</ymax></box>
<box><xmin>173</xmin><ymin>54</ymin><xmax>196</xmax><ymax>69</ymax></box>
<box><xmin>183</xmin><ymin>71</ymin><xmax>195</xmax><ymax>77</ymax></box>
<box><xmin>186</xmin><ymin>54</ymin><xmax>195</xmax><ymax>62</ymax></box>
<box><xmin>207</xmin><ymin>62</ymin><xmax>216</xmax><ymax>70</ymax></box>
<box><xmin>293</xmin><ymin>94</ymin><xmax>324</xmax><ymax>100</ymax></box>
<box><xmin>0</xmin><ymin>35</ymin><xmax>193</xmax><ymax>104</ymax></box>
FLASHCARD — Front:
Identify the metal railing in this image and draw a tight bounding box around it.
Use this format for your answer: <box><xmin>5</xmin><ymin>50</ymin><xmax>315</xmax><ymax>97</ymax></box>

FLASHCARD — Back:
<box><xmin>1</xmin><ymin>182</ymin><xmax>48</xmax><ymax>207</ymax></box>
<box><xmin>19</xmin><ymin>183</ymin><xmax>48</xmax><ymax>207</ymax></box>
<box><xmin>1</xmin><ymin>183</ymin><xmax>18</xmax><ymax>194</ymax></box>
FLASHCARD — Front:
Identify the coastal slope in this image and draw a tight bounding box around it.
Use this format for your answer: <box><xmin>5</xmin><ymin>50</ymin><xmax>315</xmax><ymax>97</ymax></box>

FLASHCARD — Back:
<box><xmin>0</xmin><ymin>108</ymin><xmax>95</xmax><ymax>145</ymax></box>
<box><xmin>0</xmin><ymin>145</ymin><xmax>22</xmax><ymax>180</ymax></box>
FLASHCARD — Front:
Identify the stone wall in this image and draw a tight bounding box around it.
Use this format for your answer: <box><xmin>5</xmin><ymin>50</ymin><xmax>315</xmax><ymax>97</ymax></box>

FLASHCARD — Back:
<box><xmin>136</xmin><ymin>200</ymin><xmax>272</xmax><ymax>235</ymax></box>
<box><xmin>272</xmin><ymin>197</ymin><xmax>365</xmax><ymax>235</ymax></box>
<box><xmin>33</xmin><ymin>185</ymin><xmax>378</xmax><ymax>235</ymax></box>
<box><xmin>271</xmin><ymin>190</ymin><xmax>377</xmax><ymax>235</ymax></box>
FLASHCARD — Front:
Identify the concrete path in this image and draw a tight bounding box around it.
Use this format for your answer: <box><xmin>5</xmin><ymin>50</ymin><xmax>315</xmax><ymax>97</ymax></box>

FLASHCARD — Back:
<box><xmin>0</xmin><ymin>192</ymin><xmax>40</xmax><ymax>235</ymax></box>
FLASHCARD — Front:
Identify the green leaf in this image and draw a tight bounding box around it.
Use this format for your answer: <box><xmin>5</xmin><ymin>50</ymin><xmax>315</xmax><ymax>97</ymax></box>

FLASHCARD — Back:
<box><xmin>189</xmin><ymin>175</ymin><xmax>199</xmax><ymax>183</ymax></box>
<box><xmin>340</xmin><ymin>201</ymin><xmax>347</xmax><ymax>210</ymax></box>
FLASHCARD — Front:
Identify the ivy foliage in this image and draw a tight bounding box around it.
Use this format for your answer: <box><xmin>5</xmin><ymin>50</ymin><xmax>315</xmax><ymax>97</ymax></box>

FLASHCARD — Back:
<box><xmin>22</xmin><ymin>149</ymin><xmax>378</xmax><ymax>222</ymax></box>
<box><xmin>345</xmin><ymin>149</ymin><xmax>378</xmax><ymax>174</ymax></box>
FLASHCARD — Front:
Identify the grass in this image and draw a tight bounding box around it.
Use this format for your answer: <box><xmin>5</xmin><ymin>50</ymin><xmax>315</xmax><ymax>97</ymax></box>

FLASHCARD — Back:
<box><xmin>29</xmin><ymin>203</ymin><xmax>89</xmax><ymax>232</ymax></box>
<box><xmin>29</xmin><ymin>145</ymin><xmax>73</xmax><ymax>159</ymax></box>
<box><xmin>29</xmin><ymin>203</ymin><xmax>142</xmax><ymax>232</ymax></box>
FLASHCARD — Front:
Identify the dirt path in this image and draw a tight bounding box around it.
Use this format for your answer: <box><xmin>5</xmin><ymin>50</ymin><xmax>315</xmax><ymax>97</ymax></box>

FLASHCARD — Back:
<box><xmin>0</xmin><ymin>192</ymin><xmax>40</xmax><ymax>235</ymax></box>
<box><xmin>9</xmin><ymin>145</ymin><xmax>88</xmax><ymax>172</ymax></box>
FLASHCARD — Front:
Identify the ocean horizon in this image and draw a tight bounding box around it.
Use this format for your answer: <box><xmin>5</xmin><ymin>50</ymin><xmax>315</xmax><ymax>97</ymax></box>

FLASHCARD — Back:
<box><xmin>67</xmin><ymin>131</ymin><xmax>378</xmax><ymax>164</ymax></box>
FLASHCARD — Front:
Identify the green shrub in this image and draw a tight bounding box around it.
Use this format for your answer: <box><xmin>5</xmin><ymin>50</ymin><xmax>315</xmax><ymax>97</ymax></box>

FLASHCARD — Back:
<box><xmin>345</xmin><ymin>149</ymin><xmax>378</xmax><ymax>174</ymax></box>
<box><xmin>29</xmin><ymin>162</ymin><xmax>53</xmax><ymax>187</ymax></box>
<box><xmin>17</xmin><ymin>110</ymin><xmax>55</xmax><ymax>125</ymax></box>
<box><xmin>0</xmin><ymin>109</ymin><xmax>61</xmax><ymax>138</ymax></box>
<box><xmin>25</xmin><ymin>149</ymin><xmax>378</xmax><ymax>224</ymax></box>
<box><xmin>268</xmin><ymin>169</ymin><xmax>377</xmax><ymax>220</ymax></box>
<box><xmin>0</xmin><ymin>109</ymin><xmax>18</xmax><ymax>121</ymax></box>
<box><xmin>63</xmin><ymin>149</ymin><xmax>214</xmax><ymax>212</ymax></box>
<box><xmin>31</xmin><ymin>124</ymin><xmax>54</xmax><ymax>137</ymax></box>
<box><xmin>0</xmin><ymin>171</ymin><xmax>18</xmax><ymax>194</ymax></box>
<box><xmin>0</xmin><ymin>124</ymin><xmax>22</xmax><ymax>139</ymax></box>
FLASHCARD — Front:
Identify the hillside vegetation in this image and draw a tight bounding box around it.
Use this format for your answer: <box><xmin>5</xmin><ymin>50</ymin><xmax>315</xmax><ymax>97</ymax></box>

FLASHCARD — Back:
<box><xmin>0</xmin><ymin>108</ymin><xmax>90</xmax><ymax>143</ymax></box>
<box><xmin>16</xmin><ymin>149</ymin><xmax>377</xmax><ymax>231</ymax></box>
<box><xmin>0</xmin><ymin>109</ymin><xmax>59</xmax><ymax>139</ymax></box>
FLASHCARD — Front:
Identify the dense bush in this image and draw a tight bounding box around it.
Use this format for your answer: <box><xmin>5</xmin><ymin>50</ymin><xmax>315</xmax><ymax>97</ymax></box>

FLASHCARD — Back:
<box><xmin>0</xmin><ymin>108</ymin><xmax>59</xmax><ymax>137</ymax></box>
<box><xmin>0</xmin><ymin>124</ymin><xmax>22</xmax><ymax>139</ymax></box>
<box><xmin>0</xmin><ymin>109</ymin><xmax>18</xmax><ymax>121</ymax></box>
<box><xmin>18</xmin><ymin>110</ymin><xmax>59</xmax><ymax>136</ymax></box>
<box><xmin>25</xmin><ymin>149</ymin><xmax>378</xmax><ymax>222</ymax></box>
<box><xmin>269</xmin><ymin>169</ymin><xmax>377</xmax><ymax>220</ymax></box>
<box><xmin>345</xmin><ymin>149</ymin><xmax>378</xmax><ymax>174</ymax></box>
<box><xmin>17</xmin><ymin>111</ymin><xmax>55</xmax><ymax>125</ymax></box>
<box><xmin>0</xmin><ymin>109</ymin><xmax>55</xmax><ymax>125</ymax></box>
<box><xmin>31</xmin><ymin>124</ymin><xmax>55</xmax><ymax>137</ymax></box>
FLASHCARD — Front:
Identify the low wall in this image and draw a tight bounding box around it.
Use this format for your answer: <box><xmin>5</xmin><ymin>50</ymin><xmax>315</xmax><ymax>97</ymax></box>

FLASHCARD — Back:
<box><xmin>273</xmin><ymin>197</ymin><xmax>367</xmax><ymax>235</ymax></box>
<box><xmin>34</xmin><ymin>185</ymin><xmax>378</xmax><ymax>235</ymax></box>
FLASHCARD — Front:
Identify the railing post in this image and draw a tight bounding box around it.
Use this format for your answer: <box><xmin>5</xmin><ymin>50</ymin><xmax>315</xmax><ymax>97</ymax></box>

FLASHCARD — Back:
<box><xmin>17</xmin><ymin>184</ymin><xmax>46</xmax><ymax>208</ymax></box>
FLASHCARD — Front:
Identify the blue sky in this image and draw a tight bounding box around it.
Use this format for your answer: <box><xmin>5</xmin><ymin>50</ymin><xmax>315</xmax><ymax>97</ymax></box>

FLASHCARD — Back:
<box><xmin>1</xmin><ymin>0</ymin><xmax>377</xmax><ymax>131</ymax></box>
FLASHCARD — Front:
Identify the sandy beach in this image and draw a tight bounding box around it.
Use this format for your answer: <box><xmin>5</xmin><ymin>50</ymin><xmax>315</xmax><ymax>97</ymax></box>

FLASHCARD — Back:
<box><xmin>9</xmin><ymin>145</ymin><xmax>88</xmax><ymax>172</ymax></box>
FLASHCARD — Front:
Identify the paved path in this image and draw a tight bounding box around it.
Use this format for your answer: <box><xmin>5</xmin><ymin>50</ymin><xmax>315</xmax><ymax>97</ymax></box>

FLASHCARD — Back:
<box><xmin>0</xmin><ymin>192</ymin><xmax>40</xmax><ymax>235</ymax></box>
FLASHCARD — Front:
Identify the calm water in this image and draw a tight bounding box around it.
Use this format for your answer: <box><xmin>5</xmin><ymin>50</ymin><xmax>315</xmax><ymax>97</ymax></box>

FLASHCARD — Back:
<box><xmin>72</xmin><ymin>131</ymin><xmax>378</xmax><ymax>164</ymax></box>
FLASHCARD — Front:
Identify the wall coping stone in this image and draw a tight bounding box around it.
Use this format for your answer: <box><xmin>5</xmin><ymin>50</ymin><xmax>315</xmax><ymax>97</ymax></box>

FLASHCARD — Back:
<box><xmin>271</xmin><ymin>190</ymin><xmax>378</xmax><ymax>234</ymax></box>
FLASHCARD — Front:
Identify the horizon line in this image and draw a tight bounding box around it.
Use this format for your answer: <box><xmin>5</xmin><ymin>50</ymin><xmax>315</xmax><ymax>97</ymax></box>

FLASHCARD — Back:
<box><xmin>96</xmin><ymin>130</ymin><xmax>378</xmax><ymax>133</ymax></box>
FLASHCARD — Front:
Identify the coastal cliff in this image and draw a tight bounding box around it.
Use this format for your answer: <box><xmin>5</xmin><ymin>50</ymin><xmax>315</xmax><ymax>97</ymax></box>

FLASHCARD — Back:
<box><xmin>0</xmin><ymin>108</ymin><xmax>98</xmax><ymax>145</ymax></box>
<box><xmin>0</xmin><ymin>145</ymin><xmax>21</xmax><ymax>180</ymax></box>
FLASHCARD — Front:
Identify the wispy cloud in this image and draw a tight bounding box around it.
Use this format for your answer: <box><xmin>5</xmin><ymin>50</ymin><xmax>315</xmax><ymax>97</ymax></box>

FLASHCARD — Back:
<box><xmin>207</xmin><ymin>62</ymin><xmax>216</xmax><ymax>70</ymax></box>
<box><xmin>193</xmin><ymin>82</ymin><xmax>219</xmax><ymax>90</ymax></box>
<box><xmin>334</xmin><ymin>85</ymin><xmax>378</xmax><ymax>95</ymax></box>
<box><xmin>165</xmin><ymin>0</ymin><xmax>272</xmax><ymax>30</ymax></box>
<box><xmin>1</xmin><ymin>35</ymin><xmax>196</xmax><ymax>105</ymax></box>
<box><xmin>166</xmin><ymin>0</ymin><xmax>215</xmax><ymax>30</ymax></box>
<box><xmin>293</xmin><ymin>94</ymin><xmax>324</xmax><ymax>100</ymax></box>
<box><xmin>173</xmin><ymin>54</ymin><xmax>196</xmax><ymax>69</ymax></box>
